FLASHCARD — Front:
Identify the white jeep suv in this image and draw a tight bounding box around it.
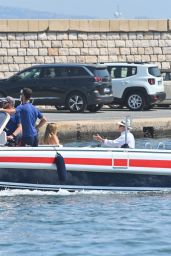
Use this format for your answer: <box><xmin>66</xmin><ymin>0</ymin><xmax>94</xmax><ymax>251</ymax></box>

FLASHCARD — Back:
<box><xmin>103</xmin><ymin>62</ymin><xmax>165</xmax><ymax>111</ymax></box>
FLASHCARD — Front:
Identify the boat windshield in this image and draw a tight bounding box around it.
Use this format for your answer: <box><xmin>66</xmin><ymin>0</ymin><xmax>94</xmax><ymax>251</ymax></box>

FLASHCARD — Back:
<box><xmin>0</xmin><ymin>111</ymin><xmax>10</xmax><ymax>134</ymax></box>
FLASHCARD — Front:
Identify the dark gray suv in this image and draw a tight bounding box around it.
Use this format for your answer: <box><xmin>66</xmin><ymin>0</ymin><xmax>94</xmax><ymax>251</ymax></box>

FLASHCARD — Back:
<box><xmin>0</xmin><ymin>63</ymin><xmax>113</xmax><ymax>113</ymax></box>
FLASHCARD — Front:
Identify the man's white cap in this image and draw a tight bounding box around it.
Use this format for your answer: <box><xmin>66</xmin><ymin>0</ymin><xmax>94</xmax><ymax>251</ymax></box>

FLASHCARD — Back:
<box><xmin>117</xmin><ymin>120</ymin><xmax>132</xmax><ymax>130</ymax></box>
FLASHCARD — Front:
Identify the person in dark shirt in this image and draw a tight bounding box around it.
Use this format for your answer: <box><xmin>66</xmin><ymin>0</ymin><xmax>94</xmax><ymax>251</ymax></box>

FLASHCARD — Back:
<box><xmin>3</xmin><ymin>88</ymin><xmax>47</xmax><ymax>147</ymax></box>
<box><xmin>3</xmin><ymin>96</ymin><xmax>22</xmax><ymax>145</ymax></box>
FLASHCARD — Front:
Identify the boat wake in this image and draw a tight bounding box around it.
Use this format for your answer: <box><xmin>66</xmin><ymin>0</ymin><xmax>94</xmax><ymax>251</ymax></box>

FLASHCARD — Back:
<box><xmin>0</xmin><ymin>188</ymin><xmax>171</xmax><ymax>197</ymax></box>
<box><xmin>0</xmin><ymin>189</ymin><xmax>119</xmax><ymax>196</ymax></box>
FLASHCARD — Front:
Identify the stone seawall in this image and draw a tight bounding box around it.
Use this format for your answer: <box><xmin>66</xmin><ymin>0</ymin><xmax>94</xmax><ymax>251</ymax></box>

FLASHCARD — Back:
<box><xmin>0</xmin><ymin>19</ymin><xmax>171</xmax><ymax>78</ymax></box>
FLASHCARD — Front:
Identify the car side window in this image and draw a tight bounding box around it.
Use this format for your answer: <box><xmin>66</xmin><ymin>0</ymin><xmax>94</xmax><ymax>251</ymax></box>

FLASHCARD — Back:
<box><xmin>127</xmin><ymin>67</ymin><xmax>137</xmax><ymax>76</ymax></box>
<box><xmin>57</xmin><ymin>68</ymin><xmax>68</xmax><ymax>77</ymax></box>
<box><xmin>110</xmin><ymin>67</ymin><xmax>121</xmax><ymax>78</ymax></box>
<box><xmin>67</xmin><ymin>67</ymin><xmax>88</xmax><ymax>77</ymax></box>
<box><xmin>110</xmin><ymin>66</ymin><xmax>137</xmax><ymax>78</ymax></box>
<box><xmin>121</xmin><ymin>67</ymin><xmax>128</xmax><ymax>78</ymax></box>
<box><xmin>120</xmin><ymin>67</ymin><xmax>137</xmax><ymax>78</ymax></box>
<box><xmin>17</xmin><ymin>68</ymin><xmax>41</xmax><ymax>80</ymax></box>
<box><xmin>41</xmin><ymin>68</ymin><xmax>56</xmax><ymax>79</ymax></box>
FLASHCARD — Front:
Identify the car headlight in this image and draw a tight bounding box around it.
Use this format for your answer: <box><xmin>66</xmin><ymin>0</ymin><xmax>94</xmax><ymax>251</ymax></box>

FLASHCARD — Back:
<box><xmin>94</xmin><ymin>90</ymin><xmax>99</xmax><ymax>93</ymax></box>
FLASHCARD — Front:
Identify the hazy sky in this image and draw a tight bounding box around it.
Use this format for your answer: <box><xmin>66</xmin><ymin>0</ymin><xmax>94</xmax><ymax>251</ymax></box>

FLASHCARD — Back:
<box><xmin>0</xmin><ymin>0</ymin><xmax>171</xmax><ymax>19</ymax></box>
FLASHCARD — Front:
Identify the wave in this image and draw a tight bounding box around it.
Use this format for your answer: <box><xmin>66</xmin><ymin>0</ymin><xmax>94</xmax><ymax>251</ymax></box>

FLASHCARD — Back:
<box><xmin>0</xmin><ymin>188</ymin><xmax>171</xmax><ymax>197</ymax></box>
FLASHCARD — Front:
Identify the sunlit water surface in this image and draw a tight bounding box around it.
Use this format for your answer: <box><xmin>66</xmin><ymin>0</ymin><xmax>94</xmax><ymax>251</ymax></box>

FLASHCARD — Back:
<box><xmin>64</xmin><ymin>137</ymin><xmax>171</xmax><ymax>150</ymax></box>
<box><xmin>1</xmin><ymin>190</ymin><xmax>171</xmax><ymax>256</ymax></box>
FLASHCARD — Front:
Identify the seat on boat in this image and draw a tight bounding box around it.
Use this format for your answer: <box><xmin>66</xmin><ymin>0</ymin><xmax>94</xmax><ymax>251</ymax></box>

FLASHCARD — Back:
<box><xmin>0</xmin><ymin>111</ymin><xmax>10</xmax><ymax>145</ymax></box>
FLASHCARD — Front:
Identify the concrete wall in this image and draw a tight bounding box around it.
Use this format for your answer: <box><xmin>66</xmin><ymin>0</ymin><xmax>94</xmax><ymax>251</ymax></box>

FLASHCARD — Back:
<box><xmin>0</xmin><ymin>19</ymin><xmax>171</xmax><ymax>78</ymax></box>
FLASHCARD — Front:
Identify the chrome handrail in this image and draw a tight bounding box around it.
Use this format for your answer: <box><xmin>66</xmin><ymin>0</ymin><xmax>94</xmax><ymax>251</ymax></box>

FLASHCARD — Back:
<box><xmin>157</xmin><ymin>142</ymin><xmax>166</xmax><ymax>149</ymax></box>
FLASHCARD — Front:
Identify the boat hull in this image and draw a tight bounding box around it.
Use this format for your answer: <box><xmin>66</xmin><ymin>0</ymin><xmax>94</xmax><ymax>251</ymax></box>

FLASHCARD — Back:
<box><xmin>1</xmin><ymin>168</ymin><xmax>171</xmax><ymax>191</ymax></box>
<box><xmin>0</xmin><ymin>146</ymin><xmax>171</xmax><ymax>191</ymax></box>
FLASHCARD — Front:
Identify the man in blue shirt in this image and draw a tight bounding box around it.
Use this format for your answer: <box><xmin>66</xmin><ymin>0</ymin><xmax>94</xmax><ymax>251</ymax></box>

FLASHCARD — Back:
<box><xmin>16</xmin><ymin>88</ymin><xmax>47</xmax><ymax>146</ymax></box>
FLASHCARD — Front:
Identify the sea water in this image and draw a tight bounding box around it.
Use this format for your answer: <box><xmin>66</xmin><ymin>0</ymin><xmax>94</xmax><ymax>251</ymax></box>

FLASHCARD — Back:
<box><xmin>1</xmin><ymin>138</ymin><xmax>171</xmax><ymax>256</ymax></box>
<box><xmin>65</xmin><ymin>137</ymin><xmax>171</xmax><ymax>150</ymax></box>
<box><xmin>0</xmin><ymin>189</ymin><xmax>171</xmax><ymax>255</ymax></box>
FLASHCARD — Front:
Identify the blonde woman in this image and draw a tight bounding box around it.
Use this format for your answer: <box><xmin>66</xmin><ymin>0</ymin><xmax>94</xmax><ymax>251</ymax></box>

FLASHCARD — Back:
<box><xmin>41</xmin><ymin>123</ymin><xmax>62</xmax><ymax>146</ymax></box>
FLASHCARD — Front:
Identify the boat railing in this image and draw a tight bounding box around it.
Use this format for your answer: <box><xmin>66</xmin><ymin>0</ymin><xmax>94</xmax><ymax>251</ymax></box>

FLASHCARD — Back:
<box><xmin>156</xmin><ymin>142</ymin><xmax>166</xmax><ymax>150</ymax></box>
<box><xmin>144</xmin><ymin>141</ymin><xmax>166</xmax><ymax>150</ymax></box>
<box><xmin>144</xmin><ymin>142</ymin><xmax>153</xmax><ymax>149</ymax></box>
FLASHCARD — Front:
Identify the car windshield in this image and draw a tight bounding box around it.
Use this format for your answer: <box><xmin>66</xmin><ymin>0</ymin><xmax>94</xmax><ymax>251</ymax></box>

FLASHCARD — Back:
<box><xmin>17</xmin><ymin>68</ymin><xmax>41</xmax><ymax>80</ymax></box>
<box><xmin>148</xmin><ymin>67</ymin><xmax>161</xmax><ymax>77</ymax></box>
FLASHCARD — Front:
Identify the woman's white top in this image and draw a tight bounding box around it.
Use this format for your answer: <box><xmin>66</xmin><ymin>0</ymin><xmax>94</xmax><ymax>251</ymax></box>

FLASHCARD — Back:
<box><xmin>103</xmin><ymin>131</ymin><xmax>135</xmax><ymax>148</ymax></box>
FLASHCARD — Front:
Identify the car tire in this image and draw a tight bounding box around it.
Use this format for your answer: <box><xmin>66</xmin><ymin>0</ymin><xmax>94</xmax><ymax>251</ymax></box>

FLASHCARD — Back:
<box><xmin>66</xmin><ymin>92</ymin><xmax>87</xmax><ymax>113</ymax></box>
<box><xmin>87</xmin><ymin>104</ymin><xmax>103</xmax><ymax>112</ymax></box>
<box><xmin>126</xmin><ymin>92</ymin><xmax>145</xmax><ymax>111</ymax></box>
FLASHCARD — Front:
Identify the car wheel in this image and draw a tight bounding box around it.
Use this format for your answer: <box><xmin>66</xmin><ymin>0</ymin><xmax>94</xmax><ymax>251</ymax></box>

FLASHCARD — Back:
<box><xmin>87</xmin><ymin>104</ymin><xmax>103</xmax><ymax>112</ymax></box>
<box><xmin>126</xmin><ymin>92</ymin><xmax>145</xmax><ymax>111</ymax></box>
<box><xmin>66</xmin><ymin>92</ymin><xmax>87</xmax><ymax>113</ymax></box>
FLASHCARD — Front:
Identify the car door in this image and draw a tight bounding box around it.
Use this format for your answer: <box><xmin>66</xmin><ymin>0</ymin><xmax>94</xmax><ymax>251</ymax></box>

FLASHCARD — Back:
<box><xmin>34</xmin><ymin>67</ymin><xmax>68</xmax><ymax>106</ymax></box>
<box><xmin>6</xmin><ymin>66</ymin><xmax>67</xmax><ymax>106</ymax></box>
<box><xmin>6</xmin><ymin>67</ymin><xmax>42</xmax><ymax>99</ymax></box>
<box><xmin>108</xmin><ymin>66</ymin><xmax>136</xmax><ymax>99</ymax></box>
<box><xmin>107</xmin><ymin>66</ymin><xmax>123</xmax><ymax>99</ymax></box>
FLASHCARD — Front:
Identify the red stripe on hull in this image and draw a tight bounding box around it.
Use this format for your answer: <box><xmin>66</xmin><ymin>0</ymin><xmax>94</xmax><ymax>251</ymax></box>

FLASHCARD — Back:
<box><xmin>130</xmin><ymin>159</ymin><xmax>171</xmax><ymax>169</ymax></box>
<box><xmin>0</xmin><ymin>156</ymin><xmax>112</xmax><ymax>166</ymax></box>
<box><xmin>0</xmin><ymin>156</ymin><xmax>171</xmax><ymax>170</ymax></box>
<box><xmin>66</xmin><ymin>158</ymin><xmax>171</xmax><ymax>169</ymax></box>
<box><xmin>114</xmin><ymin>159</ymin><xmax>128</xmax><ymax>166</ymax></box>
<box><xmin>65</xmin><ymin>158</ymin><xmax>112</xmax><ymax>166</ymax></box>
<box><xmin>0</xmin><ymin>156</ymin><xmax>55</xmax><ymax>164</ymax></box>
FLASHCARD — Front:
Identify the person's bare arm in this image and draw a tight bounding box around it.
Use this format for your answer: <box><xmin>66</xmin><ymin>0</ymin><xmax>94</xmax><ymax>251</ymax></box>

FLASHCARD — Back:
<box><xmin>36</xmin><ymin>116</ymin><xmax>47</xmax><ymax>130</ymax></box>
<box><xmin>51</xmin><ymin>134</ymin><xmax>60</xmax><ymax>146</ymax></box>
<box><xmin>93</xmin><ymin>134</ymin><xmax>105</xmax><ymax>143</ymax></box>
<box><xmin>7</xmin><ymin>124</ymin><xmax>22</xmax><ymax>141</ymax></box>
<box><xmin>0</xmin><ymin>108</ymin><xmax>16</xmax><ymax>114</ymax></box>
<box><xmin>12</xmin><ymin>123</ymin><xmax>22</xmax><ymax>137</ymax></box>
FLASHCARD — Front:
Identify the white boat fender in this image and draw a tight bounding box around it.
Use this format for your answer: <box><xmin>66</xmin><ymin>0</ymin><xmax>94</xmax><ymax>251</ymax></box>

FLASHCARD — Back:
<box><xmin>55</xmin><ymin>153</ymin><xmax>67</xmax><ymax>182</ymax></box>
